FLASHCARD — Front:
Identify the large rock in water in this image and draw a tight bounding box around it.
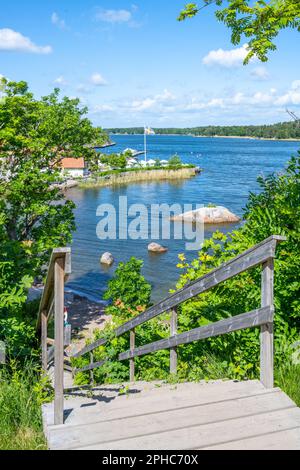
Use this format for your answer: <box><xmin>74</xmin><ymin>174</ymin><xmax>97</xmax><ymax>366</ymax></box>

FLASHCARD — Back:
<box><xmin>100</xmin><ymin>252</ymin><xmax>114</xmax><ymax>266</ymax></box>
<box><xmin>148</xmin><ymin>242</ymin><xmax>168</xmax><ymax>253</ymax></box>
<box><xmin>172</xmin><ymin>206</ymin><xmax>240</xmax><ymax>224</ymax></box>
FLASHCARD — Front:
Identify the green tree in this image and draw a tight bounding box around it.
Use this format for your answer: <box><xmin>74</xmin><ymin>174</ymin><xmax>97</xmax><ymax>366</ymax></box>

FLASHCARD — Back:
<box><xmin>0</xmin><ymin>78</ymin><xmax>104</xmax><ymax>354</ymax></box>
<box><xmin>90</xmin><ymin>126</ymin><xmax>109</xmax><ymax>148</ymax></box>
<box><xmin>168</xmin><ymin>154</ymin><xmax>182</xmax><ymax>168</ymax></box>
<box><xmin>106</xmin><ymin>123</ymin><xmax>300</xmax><ymax>140</ymax></box>
<box><xmin>100</xmin><ymin>153</ymin><xmax>127</xmax><ymax>170</ymax></box>
<box><xmin>178</xmin><ymin>1</ymin><xmax>300</xmax><ymax>63</ymax></box>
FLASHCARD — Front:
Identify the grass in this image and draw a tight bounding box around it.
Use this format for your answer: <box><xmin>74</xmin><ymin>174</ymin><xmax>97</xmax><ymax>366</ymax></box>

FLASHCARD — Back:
<box><xmin>0</xmin><ymin>363</ymin><xmax>50</xmax><ymax>450</ymax></box>
<box><xmin>79</xmin><ymin>165</ymin><xmax>197</xmax><ymax>188</ymax></box>
<box><xmin>276</xmin><ymin>363</ymin><xmax>300</xmax><ymax>407</ymax></box>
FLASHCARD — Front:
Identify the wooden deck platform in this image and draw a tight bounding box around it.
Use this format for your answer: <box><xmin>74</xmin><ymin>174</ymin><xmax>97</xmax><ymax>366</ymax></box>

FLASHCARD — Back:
<box><xmin>43</xmin><ymin>380</ymin><xmax>300</xmax><ymax>450</ymax></box>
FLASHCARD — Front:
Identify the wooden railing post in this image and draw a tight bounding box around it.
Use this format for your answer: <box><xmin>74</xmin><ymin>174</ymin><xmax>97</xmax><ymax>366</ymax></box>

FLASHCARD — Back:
<box><xmin>41</xmin><ymin>311</ymin><xmax>47</xmax><ymax>373</ymax></box>
<box><xmin>130</xmin><ymin>329</ymin><xmax>135</xmax><ymax>382</ymax></box>
<box><xmin>170</xmin><ymin>307</ymin><xmax>178</xmax><ymax>375</ymax></box>
<box><xmin>54</xmin><ymin>257</ymin><xmax>65</xmax><ymax>425</ymax></box>
<box><xmin>260</xmin><ymin>258</ymin><xmax>274</xmax><ymax>389</ymax></box>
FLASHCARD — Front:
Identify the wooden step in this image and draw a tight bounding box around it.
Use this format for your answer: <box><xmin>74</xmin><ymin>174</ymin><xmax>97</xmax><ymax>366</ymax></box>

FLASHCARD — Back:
<box><xmin>44</xmin><ymin>380</ymin><xmax>265</xmax><ymax>428</ymax></box>
<box><xmin>44</xmin><ymin>380</ymin><xmax>300</xmax><ymax>450</ymax></box>
<box><xmin>48</xmin><ymin>389</ymin><xmax>295</xmax><ymax>450</ymax></box>
<box><xmin>78</xmin><ymin>407</ymin><xmax>300</xmax><ymax>450</ymax></box>
<box><xmin>203</xmin><ymin>427</ymin><xmax>300</xmax><ymax>450</ymax></box>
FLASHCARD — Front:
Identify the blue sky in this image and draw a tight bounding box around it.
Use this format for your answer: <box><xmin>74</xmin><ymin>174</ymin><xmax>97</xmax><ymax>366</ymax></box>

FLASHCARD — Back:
<box><xmin>1</xmin><ymin>0</ymin><xmax>300</xmax><ymax>127</ymax></box>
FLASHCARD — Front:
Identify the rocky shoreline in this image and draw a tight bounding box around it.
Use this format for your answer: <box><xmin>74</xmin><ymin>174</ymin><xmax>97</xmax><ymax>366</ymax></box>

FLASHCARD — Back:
<box><xmin>28</xmin><ymin>287</ymin><xmax>110</xmax><ymax>348</ymax></box>
<box><xmin>56</xmin><ymin>167</ymin><xmax>199</xmax><ymax>191</ymax></box>
<box><xmin>79</xmin><ymin>167</ymin><xmax>199</xmax><ymax>189</ymax></box>
<box><xmin>64</xmin><ymin>291</ymin><xmax>110</xmax><ymax>347</ymax></box>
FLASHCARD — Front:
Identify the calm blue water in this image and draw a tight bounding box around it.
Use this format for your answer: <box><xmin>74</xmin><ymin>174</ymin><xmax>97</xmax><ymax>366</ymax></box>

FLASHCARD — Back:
<box><xmin>66</xmin><ymin>135</ymin><xmax>299</xmax><ymax>302</ymax></box>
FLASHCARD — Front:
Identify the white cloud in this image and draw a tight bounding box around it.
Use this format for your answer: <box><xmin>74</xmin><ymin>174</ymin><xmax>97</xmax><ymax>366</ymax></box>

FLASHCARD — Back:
<box><xmin>131</xmin><ymin>97</ymin><xmax>156</xmax><ymax>111</ymax></box>
<box><xmin>0</xmin><ymin>28</ymin><xmax>52</xmax><ymax>54</ymax></box>
<box><xmin>93</xmin><ymin>104</ymin><xmax>115</xmax><ymax>113</ymax></box>
<box><xmin>129</xmin><ymin>89</ymin><xmax>176</xmax><ymax>111</ymax></box>
<box><xmin>90</xmin><ymin>81</ymin><xmax>300</xmax><ymax>127</ymax></box>
<box><xmin>251</xmin><ymin>66</ymin><xmax>270</xmax><ymax>81</ymax></box>
<box><xmin>54</xmin><ymin>76</ymin><xmax>67</xmax><ymax>86</ymax></box>
<box><xmin>291</xmin><ymin>80</ymin><xmax>300</xmax><ymax>90</ymax></box>
<box><xmin>275</xmin><ymin>81</ymin><xmax>300</xmax><ymax>105</ymax></box>
<box><xmin>90</xmin><ymin>73</ymin><xmax>108</xmax><ymax>86</ymax></box>
<box><xmin>96</xmin><ymin>9</ymin><xmax>132</xmax><ymax>24</ymax></box>
<box><xmin>51</xmin><ymin>12</ymin><xmax>66</xmax><ymax>30</ymax></box>
<box><xmin>203</xmin><ymin>44</ymin><xmax>255</xmax><ymax>68</ymax></box>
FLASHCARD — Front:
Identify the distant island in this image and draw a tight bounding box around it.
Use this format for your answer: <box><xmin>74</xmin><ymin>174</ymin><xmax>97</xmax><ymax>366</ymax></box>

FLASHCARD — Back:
<box><xmin>106</xmin><ymin>121</ymin><xmax>300</xmax><ymax>141</ymax></box>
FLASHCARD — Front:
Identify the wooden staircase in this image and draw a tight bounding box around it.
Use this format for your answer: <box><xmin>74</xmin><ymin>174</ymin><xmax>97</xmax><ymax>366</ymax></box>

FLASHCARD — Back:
<box><xmin>37</xmin><ymin>236</ymin><xmax>300</xmax><ymax>450</ymax></box>
<box><xmin>42</xmin><ymin>380</ymin><xmax>300</xmax><ymax>450</ymax></box>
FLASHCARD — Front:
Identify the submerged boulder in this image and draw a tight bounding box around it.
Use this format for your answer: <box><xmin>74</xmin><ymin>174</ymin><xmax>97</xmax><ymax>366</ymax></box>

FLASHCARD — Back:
<box><xmin>148</xmin><ymin>242</ymin><xmax>168</xmax><ymax>253</ymax></box>
<box><xmin>100</xmin><ymin>252</ymin><xmax>114</xmax><ymax>266</ymax></box>
<box><xmin>172</xmin><ymin>206</ymin><xmax>240</xmax><ymax>224</ymax></box>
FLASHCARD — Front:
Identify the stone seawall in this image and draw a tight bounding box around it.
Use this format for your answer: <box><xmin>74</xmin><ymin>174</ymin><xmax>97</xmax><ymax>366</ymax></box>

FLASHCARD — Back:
<box><xmin>79</xmin><ymin>167</ymin><xmax>198</xmax><ymax>188</ymax></box>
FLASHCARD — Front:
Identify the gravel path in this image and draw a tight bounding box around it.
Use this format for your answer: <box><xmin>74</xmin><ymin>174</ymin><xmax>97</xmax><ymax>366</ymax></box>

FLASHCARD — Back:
<box><xmin>65</xmin><ymin>293</ymin><xmax>111</xmax><ymax>349</ymax></box>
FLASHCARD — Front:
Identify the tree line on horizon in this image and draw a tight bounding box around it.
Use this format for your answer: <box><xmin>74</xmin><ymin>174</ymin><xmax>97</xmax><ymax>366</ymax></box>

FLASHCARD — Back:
<box><xmin>106</xmin><ymin>121</ymin><xmax>300</xmax><ymax>140</ymax></box>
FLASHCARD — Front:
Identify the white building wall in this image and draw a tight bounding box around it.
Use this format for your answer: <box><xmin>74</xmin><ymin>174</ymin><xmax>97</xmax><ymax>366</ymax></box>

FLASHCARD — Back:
<box><xmin>64</xmin><ymin>168</ymin><xmax>85</xmax><ymax>178</ymax></box>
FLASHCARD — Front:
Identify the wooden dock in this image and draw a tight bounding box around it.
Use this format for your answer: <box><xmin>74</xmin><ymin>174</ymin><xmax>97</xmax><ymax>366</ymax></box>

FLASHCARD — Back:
<box><xmin>43</xmin><ymin>380</ymin><xmax>300</xmax><ymax>450</ymax></box>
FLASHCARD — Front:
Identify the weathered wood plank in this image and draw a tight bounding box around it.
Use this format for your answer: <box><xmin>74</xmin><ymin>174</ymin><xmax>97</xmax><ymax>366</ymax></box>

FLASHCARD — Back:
<box><xmin>46</xmin><ymin>380</ymin><xmax>269</xmax><ymax>428</ymax></box>
<box><xmin>170</xmin><ymin>308</ymin><xmax>178</xmax><ymax>375</ymax></box>
<box><xmin>41</xmin><ymin>311</ymin><xmax>48</xmax><ymax>373</ymax></box>
<box><xmin>89</xmin><ymin>352</ymin><xmax>94</xmax><ymax>385</ymax></box>
<box><xmin>48</xmin><ymin>381</ymin><xmax>270</xmax><ymax>430</ymax></box>
<box><xmin>130</xmin><ymin>329</ymin><xmax>135</xmax><ymax>382</ymax></box>
<box><xmin>204</xmin><ymin>427</ymin><xmax>300</xmax><ymax>450</ymax></box>
<box><xmin>116</xmin><ymin>237</ymin><xmax>283</xmax><ymax>337</ymax></box>
<box><xmin>72</xmin><ymin>337</ymin><xmax>107</xmax><ymax>358</ymax></box>
<box><xmin>72</xmin><ymin>235</ymin><xmax>285</xmax><ymax>358</ymax></box>
<box><xmin>119</xmin><ymin>306</ymin><xmax>274</xmax><ymax>361</ymax></box>
<box><xmin>76</xmin><ymin>406</ymin><xmax>300</xmax><ymax>450</ymax></box>
<box><xmin>54</xmin><ymin>257</ymin><xmax>65</xmax><ymax>426</ymax></box>
<box><xmin>260</xmin><ymin>259</ymin><xmax>274</xmax><ymax>388</ymax></box>
<box><xmin>37</xmin><ymin>247</ymin><xmax>71</xmax><ymax>331</ymax></box>
<box><xmin>49</xmin><ymin>391</ymin><xmax>295</xmax><ymax>450</ymax></box>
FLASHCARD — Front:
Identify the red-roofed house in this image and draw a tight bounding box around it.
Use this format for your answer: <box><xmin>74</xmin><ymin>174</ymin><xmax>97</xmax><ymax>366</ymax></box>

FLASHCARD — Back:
<box><xmin>61</xmin><ymin>158</ymin><xmax>86</xmax><ymax>178</ymax></box>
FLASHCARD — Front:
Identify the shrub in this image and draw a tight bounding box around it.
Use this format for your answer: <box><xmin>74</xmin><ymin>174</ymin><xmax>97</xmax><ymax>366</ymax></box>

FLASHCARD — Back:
<box><xmin>168</xmin><ymin>154</ymin><xmax>182</xmax><ymax>167</ymax></box>
<box><xmin>175</xmin><ymin>153</ymin><xmax>300</xmax><ymax>380</ymax></box>
<box><xmin>103</xmin><ymin>257</ymin><xmax>152</xmax><ymax>319</ymax></box>
<box><xmin>75</xmin><ymin>153</ymin><xmax>300</xmax><ymax>391</ymax></box>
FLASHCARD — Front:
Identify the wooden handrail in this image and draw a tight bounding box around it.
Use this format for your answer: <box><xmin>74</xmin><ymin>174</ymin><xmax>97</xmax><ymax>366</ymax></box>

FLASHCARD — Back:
<box><xmin>43</xmin><ymin>235</ymin><xmax>286</xmax><ymax>427</ymax></box>
<box><xmin>73</xmin><ymin>306</ymin><xmax>273</xmax><ymax>374</ymax></box>
<box><xmin>36</xmin><ymin>248</ymin><xmax>71</xmax><ymax>331</ymax></box>
<box><xmin>71</xmin><ymin>235</ymin><xmax>285</xmax><ymax>391</ymax></box>
<box><xmin>119</xmin><ymin>306</ymin><xmax>274</xmax><ymax>360</ymax></box>
<box><xmin>73</xmin><ymin>235</ymin><xmax>285</xmax><ymax>359</ymax></box>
